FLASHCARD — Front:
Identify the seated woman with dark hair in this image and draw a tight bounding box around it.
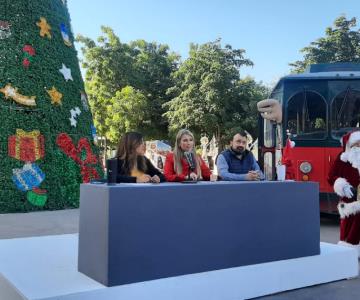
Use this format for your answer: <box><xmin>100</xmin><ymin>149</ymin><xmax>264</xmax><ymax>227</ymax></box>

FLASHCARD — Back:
<box><xmin>115</xmin><ymin>132</ymin><xmax>165</xmax><ymax>183</ymax></box>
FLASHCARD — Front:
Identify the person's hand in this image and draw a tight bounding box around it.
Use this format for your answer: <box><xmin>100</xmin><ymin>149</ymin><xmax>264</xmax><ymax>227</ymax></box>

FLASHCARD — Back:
<box><xmin>246</xmin><ymin>171</ymin><xmax>260</xmax><ymax>181</ymax></box>
<box><xmin>210</xmin><ymin>174</ymin><xmax>218</xmax><ymax>182</ymax></box>
<box><xmin>136</xmin><ymin>174</ymin><xmax>151</xmax><ymax>183</ymax></box>
<box><xmin>343</xmin><ymin>184</ymin><xmax>354</xmax><ymax>198</ymax></box>
<box><xmin>150</xmin><ymin>175</ymin><xmax>160</xmax><ymax>184</ymax></box>
<box><xmin>188</xmin><ymin>172</ymin><xmax>198</xmax><ymax>181</ymax></box>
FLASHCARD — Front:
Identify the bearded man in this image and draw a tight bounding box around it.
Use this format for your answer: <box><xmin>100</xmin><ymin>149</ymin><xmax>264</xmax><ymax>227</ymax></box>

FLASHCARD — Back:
<box><xmin>328</xmin><ymin>130</ymin><xmax>360</xmax><ymax>252</ymax></box>
<box><xmin>217</xmin><ymin>131</ymin><xmax>264</xmax><ymax>181</ymax></box>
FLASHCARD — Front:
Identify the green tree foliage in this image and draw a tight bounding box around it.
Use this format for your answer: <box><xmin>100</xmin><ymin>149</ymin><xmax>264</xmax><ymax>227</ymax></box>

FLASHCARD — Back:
<box><xmin>164</xmin><ymin>39</ymin><xmax>268</xmax><ymax>147</ymax></box>
<box><xmin>290</xmin><ymin>16</ymin><xmax>360</xmax><ymax>73</ymax></box>
<box><xmin>106</xmin><ymin>86</ymin><xmax>147</xmax><ymax>142</ymax></box>
<box><xmin>77</xmin><ymin>27</ymin><xmax>179</xmax><ymax>145</ymax></box>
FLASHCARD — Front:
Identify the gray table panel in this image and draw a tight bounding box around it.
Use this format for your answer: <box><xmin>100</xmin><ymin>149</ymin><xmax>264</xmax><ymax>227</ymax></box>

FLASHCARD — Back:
<box><xmin>78</xmin><ymin>181</ymin><xmax>320</xmax><ymax>286</ymax></box>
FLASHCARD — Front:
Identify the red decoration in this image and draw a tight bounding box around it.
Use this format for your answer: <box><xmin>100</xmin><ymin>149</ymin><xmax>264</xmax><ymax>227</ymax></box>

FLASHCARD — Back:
<box><xmin>56</xmin><ymin>133</ymin><xmax>100</xmax><ymax>183</ymax></box>
<box><xmin>281</xmin><ymin>138</ymin><xmax>295</xmax><ymax>180</ymax></box>
<box><xmin>22</xmin><ymin>45</ymin><xmax>36</xmax><ymax>68</ymax></box>
<box><xmin>23</xmin><ymin>45</ymin><xmax>35</xmax><ymax>56</ymax></box>
<box><xmin>23</xmin><ymin>58</ymin><xmax>30</xmax><ymax>67</ymax></box>
<box><xmin>8</xmin><ymin>129</ymin><xmax>45</xmax><ymax>162</ymax></box>
<box><xmin>33</xmin><ymin>187</ymin><xmax>47</xmax><ymax>194</ymax></box>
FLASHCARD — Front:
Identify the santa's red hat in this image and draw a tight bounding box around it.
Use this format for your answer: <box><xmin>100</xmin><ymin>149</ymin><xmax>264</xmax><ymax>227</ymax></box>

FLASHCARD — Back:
<box><xmin>340</xmin><ymin>130</ymin><xmax>360</xmax><ymax>162</ymax></box>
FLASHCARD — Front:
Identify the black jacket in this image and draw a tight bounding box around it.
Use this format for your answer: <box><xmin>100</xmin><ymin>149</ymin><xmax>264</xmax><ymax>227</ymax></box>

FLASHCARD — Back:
<box><xmin>116</xmin><ymin>157</ymin><xmax>166</xmax><ymax>183</ymax></box>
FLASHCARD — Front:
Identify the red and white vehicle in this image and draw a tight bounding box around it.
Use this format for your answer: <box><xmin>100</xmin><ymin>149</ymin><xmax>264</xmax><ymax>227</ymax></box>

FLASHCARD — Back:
<box><xmin>258</xmin><ymin>63</ymin><xmax>360</xmax><ymax>214</ymax></box>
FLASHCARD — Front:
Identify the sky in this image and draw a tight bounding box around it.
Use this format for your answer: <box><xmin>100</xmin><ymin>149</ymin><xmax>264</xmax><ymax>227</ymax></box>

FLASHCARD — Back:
<box><xmin>67</xmin><ymin>0</ymin><xmax>359</xmax><ymax>86</ymax></box>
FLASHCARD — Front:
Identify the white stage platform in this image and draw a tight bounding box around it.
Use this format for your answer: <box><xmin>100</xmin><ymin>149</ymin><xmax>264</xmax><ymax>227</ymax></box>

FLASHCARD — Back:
<box><xmin>0</xmin><ymin>234</ymin><xmax>358</xmax><ymax>300</ymax></box>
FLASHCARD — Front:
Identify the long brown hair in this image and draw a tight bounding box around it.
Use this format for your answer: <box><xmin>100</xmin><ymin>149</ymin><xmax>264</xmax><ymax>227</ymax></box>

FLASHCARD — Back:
<box><xmin>116</xmin><ymin>132</ymin><xmax>147</xmax><ymax>175</ymax></box>
<box><xmin>173</xmin><ymin>129</ymin><xmax>202</xmax><ymax>178</ymax></box>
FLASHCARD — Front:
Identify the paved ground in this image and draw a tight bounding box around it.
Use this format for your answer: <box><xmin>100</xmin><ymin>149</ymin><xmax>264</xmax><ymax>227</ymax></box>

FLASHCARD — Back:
<box><xmin>0</xmin><ymin>210</ymin><xmax>359</xmax><ymax>299</ymax></box>
<box><xmin>0</xmin><ymin>209</ymin><xmax>79</xmax><ymax>239</ymax></box>
<box><xmin>258</xmin><ymin>215</ymin><xmax>360</xmax><ymax>300</ymax></box>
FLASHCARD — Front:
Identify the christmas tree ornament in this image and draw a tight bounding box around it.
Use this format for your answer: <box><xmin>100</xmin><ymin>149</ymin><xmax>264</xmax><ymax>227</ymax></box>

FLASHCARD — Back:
<box><xmin>12</xmin><ymin>163</ymin><xmax>45</xmax><ymax>192</ymax></box>
<box><xmin>36</xmin><ymin>17</ymin><xmax>51</xmax><ymax>39</ymax></box>
<box><xmin>26</xmin><ymin>188</ymin><xmax>48</xmax><ymax>207</ymax></box>
<box><xmin>0</xmin><ymin>84</ymin><xmax>36</xmax><ymax>106</ymax></box>
<box><xmin>59</xmin><ymin>63</ymin><xmax>73</xmax><ymax>81</ymax></box>
<box><xmin>8</xmin><ymin>129</ymin><xmax>45</xmax><ymax>162</ymax></box>
<box><xmin>56</xmin><ymin>133</ymin><xmax>100</xmax><ymax>183</ymax></box>
<box><xmin>60</xmin><ymin>23</ymin><xmax>72</xmax><ymax>46</ymax></box>
<box><xmin>47</xmin><ymin>86</ymin><xmax>63</xmax><ymax>105</ymax></box>
<box><xmin>80</xmin><ymin>165</ymin><xmax>100</xmax><ymax>183</ymax></box>
<box><xmin>69</xmin><ymin>106</ymin><xmax>81</xmax><ymax>127</ymax></box>
<box><xmin>22</xmin><ymin>45</ymin><xmax>36</xmax><ymax>68</ymax></box>
<box><xmin>0</xmin><ymin>21</ymin><xmax>11</xmax><ymax>39</ymax></box>
<box><xmin>23</xmin><ymin>59</ymin><xmax>30</xmax><ymax>68</ymax></box>
<box><xmin>80</xmin><ymin>91</ymin><xmax>89</xmax><ymax>111</ymax></box>
<box><xmin>57</xmin><ymin>133</ymin><xmax>97</xmax><ymax>164</ymax></box>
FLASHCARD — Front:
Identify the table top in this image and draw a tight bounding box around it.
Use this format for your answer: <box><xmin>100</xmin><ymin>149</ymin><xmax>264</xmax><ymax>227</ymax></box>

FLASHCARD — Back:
<box><xmin>82</xmin><ymin>180</ymin><xmax>315</xmax><ymax>190</ymax></box>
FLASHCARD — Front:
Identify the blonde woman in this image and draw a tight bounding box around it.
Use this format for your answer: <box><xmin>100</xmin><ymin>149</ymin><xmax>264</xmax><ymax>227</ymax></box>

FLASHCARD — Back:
<box><xmin>164</xmin><ymin>129</ymin><xmax>216</xmax><ymax>182</ymax></box>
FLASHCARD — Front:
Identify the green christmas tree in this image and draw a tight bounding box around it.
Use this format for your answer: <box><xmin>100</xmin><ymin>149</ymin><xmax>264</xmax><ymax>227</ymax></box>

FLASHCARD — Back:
<box><xmin>0</xmin><ymin>0</ymin><xmax>103</xmax><ymax>213</ymax></box>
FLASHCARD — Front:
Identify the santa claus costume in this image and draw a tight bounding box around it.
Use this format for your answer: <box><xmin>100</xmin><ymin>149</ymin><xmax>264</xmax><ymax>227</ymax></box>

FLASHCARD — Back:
<box><xmin>328</xmin><ymin>130</ymin><xmax>360</xmax><ymax>253</ymax></box>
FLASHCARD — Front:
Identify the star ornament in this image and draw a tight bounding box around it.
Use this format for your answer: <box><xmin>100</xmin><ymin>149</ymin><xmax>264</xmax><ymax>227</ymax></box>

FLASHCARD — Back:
<box><xmin>69</xmin><ymin>107</ymin><xmax>81</xmax><ymax>127</ymax></box>
<box><xmin>59</xmin><ymin>64</ymin><xmax>73</xmax><ymax>81</ymax></box>
<box><xmin>69</xmin><ymin>117</ymin><xmax>77</xmax><ymax>127</ymax></box>
<box><xmin>36</xmin><ymin>17</ymin><xmax>51</xmax><ymax>39</ymax></box>
<box><xmin>0</xmin><ymin>84</ymin><xmax>36</xmax><ymax>106</ymax></box>
<box><xmin>47</xmin><ymin>87</ymin><xmax>63</xmax><ymax>105</ymax></box>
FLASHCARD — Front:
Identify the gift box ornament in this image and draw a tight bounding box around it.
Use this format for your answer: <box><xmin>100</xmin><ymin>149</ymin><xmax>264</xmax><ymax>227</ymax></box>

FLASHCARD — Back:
<box><xmin>8</xmin><ymin>129</ymin><xmax>45</xmax><ymax>162</ymax></box>
<box><xmin>27</xmin><ymin>188</ymin><xmax>47</xmax><ymax>207</ymax></box>
<box><xmin>12</xmin><ymin>163</ymin><xmax>45</xmax><ymax>192</ymax></box>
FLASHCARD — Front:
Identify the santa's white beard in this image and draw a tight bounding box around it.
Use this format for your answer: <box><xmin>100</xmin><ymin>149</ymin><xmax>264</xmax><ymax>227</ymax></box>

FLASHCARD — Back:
<box><xmin>347</xmin><ymin>146</ymin><xmax>360</xmax><ymax>174</ymax></box>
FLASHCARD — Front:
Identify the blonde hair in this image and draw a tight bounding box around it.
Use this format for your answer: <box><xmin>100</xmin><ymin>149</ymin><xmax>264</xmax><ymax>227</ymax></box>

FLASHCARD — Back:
<box><xmin>173</xmin><ymin>129</ymin><xmax>202</xmax><ymax>178</ymax></box>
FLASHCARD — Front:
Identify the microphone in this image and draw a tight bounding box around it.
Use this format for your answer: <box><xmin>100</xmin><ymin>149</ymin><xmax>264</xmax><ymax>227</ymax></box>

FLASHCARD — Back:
<box><xmin>184</xmin><ymin>151</ymin><xmax>196</xmax><ymax>171</ymax></box>
<box><xmin>106</xmin><ymin>159</ymin><xmax>118</xmax><ymax>185</ymax></box>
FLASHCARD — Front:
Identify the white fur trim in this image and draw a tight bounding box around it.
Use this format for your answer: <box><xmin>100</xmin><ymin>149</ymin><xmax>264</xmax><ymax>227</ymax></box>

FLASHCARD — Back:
<box><xmin>334</xmin><ymin>177</ymin><xmax>349</xmax><ymax>197</ymax></box>
<box><xmin>290</xmin><ymin>141</ymin><xmax>295</xmax><ymax>148</ymax></box>
<box><xmin>337</xmin><ymin>240</ymin><xmax>359</xmax><ymax>247</ymax></box>
<box><xmin>337</xmin><ymin>240</ymin><xmax>360</xmax><ymax>257</ymax></box>
<box><xmin>340</xmin><ymin>152</ymin><xmax>349</xmax><ymax>162</ymax></box>
<box><xmin>349</xmin><ymin>131</ymin><xmax>360</xmax><ymax>147</ymax></box>
<box><xmin>337</xmin><ymin>200</ymin><xmax>360</xmax><ymax>218</ymax></box>
<box><xmin>341</xmin><ymin>131</ymin><xmax>360</xmax><ymax>162</ymax></box>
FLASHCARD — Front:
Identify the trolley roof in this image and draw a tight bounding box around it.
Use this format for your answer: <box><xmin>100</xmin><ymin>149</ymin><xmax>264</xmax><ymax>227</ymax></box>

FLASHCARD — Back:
<box><xmin>280</xmin><ymin>63</ymin><xmax>360</xmax><ymax>81</ymax></box>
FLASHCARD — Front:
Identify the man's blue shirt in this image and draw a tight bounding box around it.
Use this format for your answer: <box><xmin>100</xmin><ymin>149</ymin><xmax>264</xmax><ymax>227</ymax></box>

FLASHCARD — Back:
<box><xmin>217</xmin><ymin>150</ymin><xmax>264</xmax><ymax>181</ymax></box>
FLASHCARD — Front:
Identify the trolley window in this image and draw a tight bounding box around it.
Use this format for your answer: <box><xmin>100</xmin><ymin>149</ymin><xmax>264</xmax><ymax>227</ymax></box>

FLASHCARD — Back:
<box><xmin>286</xmin><ymin>90</ymin><xmax>327</xmax><ymax>140</ymax></box>
<box><xmin>331</xmin><ymin>88</ymin><xmax>360</xmax><ymax>139</ymax></box>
